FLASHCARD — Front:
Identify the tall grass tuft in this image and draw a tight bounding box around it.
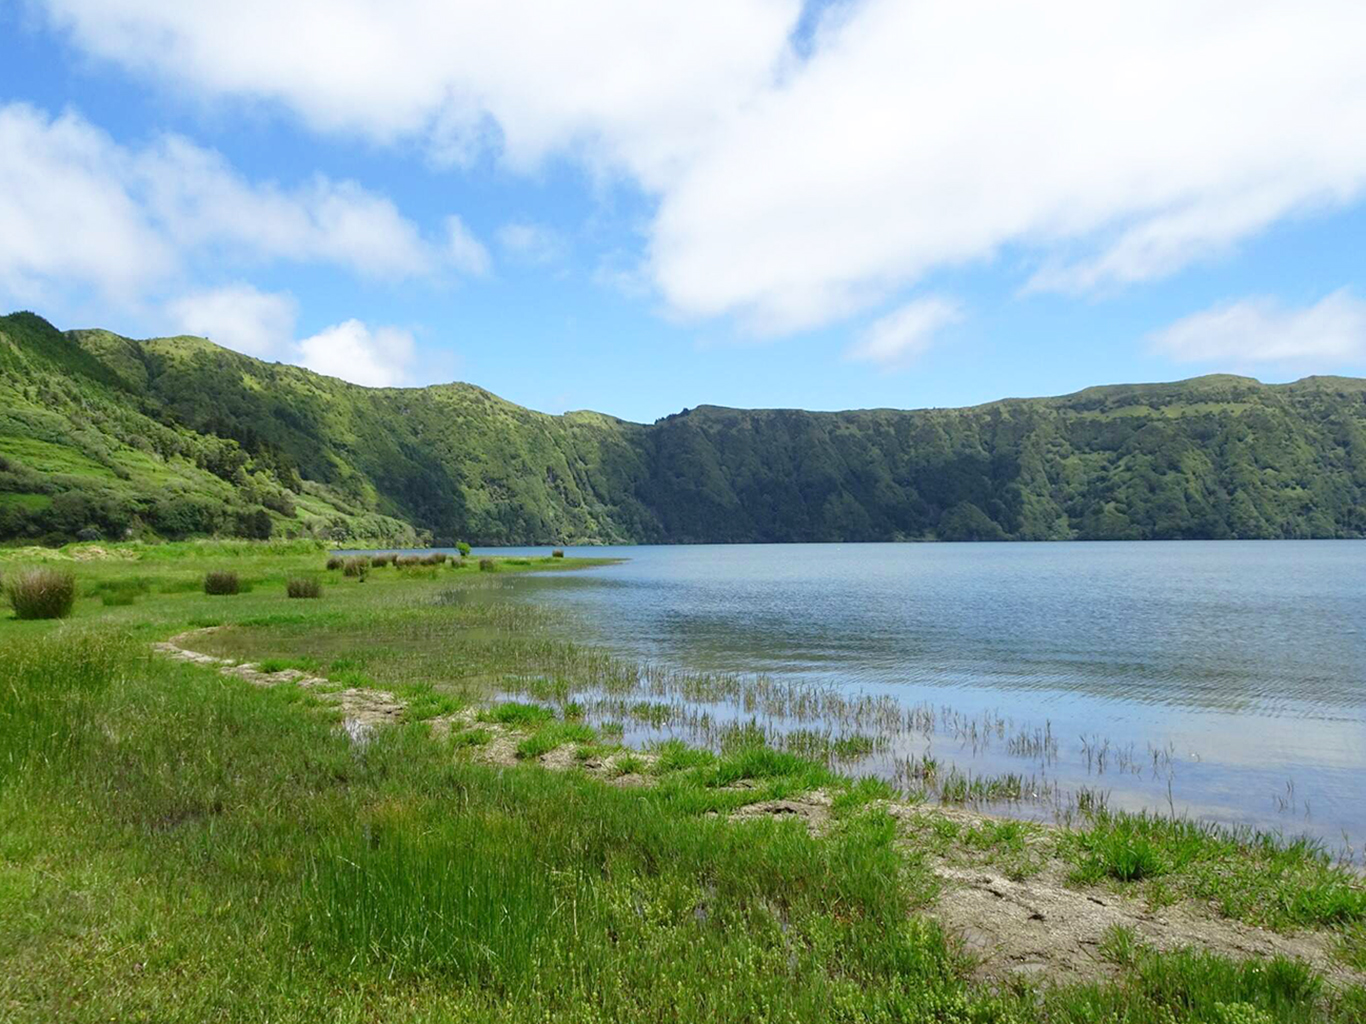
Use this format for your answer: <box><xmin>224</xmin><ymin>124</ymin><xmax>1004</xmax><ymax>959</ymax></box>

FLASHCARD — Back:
<box><xmin>395</xmin><ymin>554</ymin><xmax>421</xmax><ymax>567</ymax></box>
<box><xmin>479</xmin><ymin>557</ymin><xmax>497</xmax><ymax>572</ymax></box>
<box><xmin>203</xmin><ymin>570</ymin><xmax>240</xmax><ymax>595</ymax></box>
<box><xmin>341</xmin><ymin>557</ymin><xmax>368</xmax><ymax>578</ymax></box>
<box><xmin>422</xmin><ymin>552</ymin><xmax>448</xmax><ymax>565</ymax></box>
<box><xmin>325</xmin><ymin>555</ymin><xmax>344</xmax><ymax>571</ymax></box>
<box><xmin>5</xmin><ymin>567</ymin><xmax>77</xmax><ymax>619</ymax></box>
<box><xmin>552</xmin><ymin>548</ymin><xmax>565</xmax><ymax>558</ymax></box>
<box><xmin>369</xmin><ymin>553</ymin><xmax>395</xmax><ymax>568</ymax></box>
<box><xmin>0</xmin><ymin>630</ymin><xmax>130</xmax><ymax>781</ymax></box>
<box><xmin>286</xmin><ymin>577</ymin><xmax>323</xmax><ymax>599</ymax></box>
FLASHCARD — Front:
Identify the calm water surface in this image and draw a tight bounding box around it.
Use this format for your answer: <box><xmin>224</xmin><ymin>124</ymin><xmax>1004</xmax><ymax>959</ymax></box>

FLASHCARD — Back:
<box><xmin>472</xmin><ymin>542</ymin><xmax>1365</xmax><ymax>851</ymax></box>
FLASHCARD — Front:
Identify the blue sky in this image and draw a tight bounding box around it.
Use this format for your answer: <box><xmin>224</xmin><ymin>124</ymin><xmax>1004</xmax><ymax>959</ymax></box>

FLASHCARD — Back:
<box><xmin>2</xmin><ymin>1</ymin><xmax>1364</xmax><ymax>423</ymax></box>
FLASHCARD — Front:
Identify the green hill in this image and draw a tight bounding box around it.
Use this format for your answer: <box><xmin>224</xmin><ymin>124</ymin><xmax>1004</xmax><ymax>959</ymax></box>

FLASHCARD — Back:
<box><xmin>3</xmin><ymin>311</ymin><xmax>1365</xmax><ymax>545</ymax></box>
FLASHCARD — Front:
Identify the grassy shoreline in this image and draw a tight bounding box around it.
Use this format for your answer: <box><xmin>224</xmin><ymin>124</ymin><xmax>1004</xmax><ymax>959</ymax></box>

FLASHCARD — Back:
<box><xmin>2</xmin><ymin>540</ymin><xmax>1364</xmax><ymax>1022</ymax></box>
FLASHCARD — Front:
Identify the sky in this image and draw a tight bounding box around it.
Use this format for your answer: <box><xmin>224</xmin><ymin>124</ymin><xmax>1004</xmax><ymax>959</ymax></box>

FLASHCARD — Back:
<box><xmin>1</xmin><ymin>1</ymin><xmax>1365</xmax><ymax>423</ymax></box>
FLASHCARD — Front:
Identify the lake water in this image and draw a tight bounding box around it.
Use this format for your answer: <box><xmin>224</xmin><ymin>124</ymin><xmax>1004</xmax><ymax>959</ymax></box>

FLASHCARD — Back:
<box><xmin>470</xmin><ymin>541</ymin><xmax>1365</xmax><ymax>853</ymax></box>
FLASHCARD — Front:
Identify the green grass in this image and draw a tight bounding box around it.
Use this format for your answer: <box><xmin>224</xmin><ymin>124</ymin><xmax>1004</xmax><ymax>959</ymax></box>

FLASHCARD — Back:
<box><xmin>478</xmin><ymin>701</ymin><xmax>554</xmax><ymax>727</ymax></box>
<box><xmin>0</xmin><ymin>545</ymin><xmax>1363</xmax><ymax>1022</ymax></box>
<box><xmin>1060</xmin><ymin>812</ymin><xmax>1366</xmax><ymax>929</ymax></box>
<box><xmin>516</xmin><ymin>720</ymin><xmax>597</xmax><ymax>759</ymax></box>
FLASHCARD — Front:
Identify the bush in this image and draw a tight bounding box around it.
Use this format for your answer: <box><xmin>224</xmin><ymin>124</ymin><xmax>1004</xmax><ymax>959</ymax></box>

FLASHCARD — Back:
<box><xmin>203</xmin><ymin>570</ymin><xmax>240</xmax><ymax>595</ymax></box>
<box><xmin>341</xmin><ymin>557</ymin><xmax>368</xmax><ymax>578</ymax></box>
<box><xmin>326</xmin><ymin>555</ymin><xmax>344</xmax><ymax>571</ymax></box>
<box><xmin>370</xmin><ymin>553</ymin><xmax>394</xmax><ymax>568</ymax></box>
<box><xmin>456</xmin><ymin>541</ymin><xmax>471</xmax><ymax>556</ymax></box>
<box><xmin>5</xmin><ymin>568</ymin><xmax>77</xmax><ymax>620</ymax></box>
<box><xmin>478</xmin><ymin>558</ymin><xmax>496</xmax><ymax>572</ymax></box>
<box><xmin>449</xmin><ymin>557</ymin><xmax>464</xmax><ymax>569</ymax></box>
<box><xmin>395</xmin><ymin>554</ymin><xmax>421</xmax><ymax>567</ymax></box>
<box><xmin>286</xmin><ymin>576</ymin><xmax>323</xmax><ymax>599</ymax></box>
<box><xmin>423</xmin><ymin>552</ymin><xmax>447</xmax><ymax>565</ymax></box>
<box><xmin>551</xmin><ymin>548</ymin><xmax>565</xmax><ymax>558</ymax></box>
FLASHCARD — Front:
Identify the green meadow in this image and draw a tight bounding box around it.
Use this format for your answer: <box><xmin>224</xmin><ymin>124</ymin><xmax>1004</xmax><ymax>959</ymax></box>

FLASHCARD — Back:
<box><xmin>1</xmin><ymin>540</ymin><xmax>1364</xmax><ymax>1022</ymax></box>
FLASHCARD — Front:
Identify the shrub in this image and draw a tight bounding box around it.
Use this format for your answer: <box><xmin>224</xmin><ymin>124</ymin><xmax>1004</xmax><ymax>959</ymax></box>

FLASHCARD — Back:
<box><xmin>395</xmin><ymin>554</ymin><xmax>421</xmax><ymax>568</ymax></box>
<box><xmin>5</xmin><ymin>568</ymin><xmax>77</xmax><ymax>620</ymax></box>
<box><xmin>286</xmin><ymin>576</ymin><xmax>323</xmax><ymax>599</ymax></box>
<box><xmin>551</xmin><ymin>548</ymin><xmax>565</xmax><ymax>558</ymax></box>
<box><xmin>326</xmin><ymin>555</ymin><xmax>344</xmax><ymax>571</ymax></box>
<box><xmin>478</xmin><ymin>558</ymin><xmax>496</xmax><ymax>572</ymax></box>
<box><xmin>370</xmin><ymin>553</ymin><xmax>394</xmax><ymax>568</ymax></box>
<box><xmin>449</xmin><ymin>557</ymin><xmax>464</xmax><ymax>569</ymax></box>
<box><xmin>456</xmin><ymin>541</ymin><xmax>471</xmax><ymax>556</ymax></box>
<box><xmin>341</xmin><ymin>557</ymin><xmax>368</xmax><ymax>578</ymax></box>
<box><xmin>203</xmin><ymin>570</ymin><xmax>240</xmax><ymax>596</ymax></box>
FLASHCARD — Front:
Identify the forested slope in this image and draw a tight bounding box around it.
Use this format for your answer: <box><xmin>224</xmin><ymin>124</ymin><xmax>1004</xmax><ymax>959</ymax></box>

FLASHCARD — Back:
<box><xmin>3</xmin><ymin>311</ymin><xmax>1364</xmax><ymax>545</ymax></box>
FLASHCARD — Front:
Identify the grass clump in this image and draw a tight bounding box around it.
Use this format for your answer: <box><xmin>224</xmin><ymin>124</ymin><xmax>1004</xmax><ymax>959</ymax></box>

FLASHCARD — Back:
<box><xmin>479</xmin><ymin>557</ymin><xmax>497</xmax><ymax>572</ymax></box>
<box><xmin>477</xmin><ymin>702</ymin><xmax>554</xmax><ymax>727</ymax></box>
<box><xmin>325</xmin><ymin>555</ymin><xmax>344</xmax><ymax>570</ymax></box>
<box><xmin>5</xmin><ymin>567</ymin><xmax>77</xmax><ymax>619</ymax></box>
<box><xmin>203</xmin><ymin>569</ymin><xmax>240</xmax><ymax>596</ymax></box>
<box><xmin>423</xmin><ymin>552</ymin><xmax>447</xmax><ymax>565</ymax></box>
<box><xmin>340</xmin><ymin>557</ymin><xmax>368</xmax><ymax>578</ymax></box>
<box><xmin>552</xmin><ymin>548</ymin><xmax>565</xmax><ymax>558</ymax></box>
<box><xmin>450</xmin><ymin>727</ymin><xmax>493</xmax><ymax>748</ymax></box>
<box><xmin>285</xmin><ymin>576</ymin><xmax>322</xmax><ymax>599</ymax></box>
<box><xmin>516</xmin><ymin>721</ymin><xmax>597</xmax><ymax>759</ymax></box>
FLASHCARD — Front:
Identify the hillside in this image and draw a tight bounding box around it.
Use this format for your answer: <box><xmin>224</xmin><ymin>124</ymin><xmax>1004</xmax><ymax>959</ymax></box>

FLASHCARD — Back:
<box><xmin>3</xmin><ymin>311</ymin><xmax>1365</xmax><ymax>545</ymax></box>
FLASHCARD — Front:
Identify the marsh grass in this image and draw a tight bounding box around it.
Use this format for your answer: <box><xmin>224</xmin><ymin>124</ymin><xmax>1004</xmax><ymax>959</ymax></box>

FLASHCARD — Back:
<box><xmin>516</xmin><ymin>720</ymin><xmax>596</xmax><ymax>759</ymax></box>
<box><xmin>203</xmin><ymin>569</ymin><xmax>240</xmax><ymax>595</ymax></box>
<box><xmin>5</xmin><ymin>567</ymin><xmax>77</xmax><ymax>619</ymax></box>
<box><xmin>285</xmin><ymin>576</ymin><xmax>323</xmax><ymax>599</ymax></box>
<box><xmin>1</xmin><ymin>553</ymin><xmax>1364</xmax><ymax>1023</ymax></box>
<box><xmin>341</xmin><ymin>557</ymin><xmax>368</xmax><ymax>578</ymax></box>
<box><xmin>479</xmin><ymin>557</ymin><xmax>497</xmax><ymax>572</ymax></box>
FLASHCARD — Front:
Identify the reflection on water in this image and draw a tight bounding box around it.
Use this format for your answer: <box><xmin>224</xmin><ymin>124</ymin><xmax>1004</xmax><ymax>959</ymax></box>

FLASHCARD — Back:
<box><xmin>472</xmin><ymin>541</ymin><xmax>1366</xmax><ymax>852</ymax></box>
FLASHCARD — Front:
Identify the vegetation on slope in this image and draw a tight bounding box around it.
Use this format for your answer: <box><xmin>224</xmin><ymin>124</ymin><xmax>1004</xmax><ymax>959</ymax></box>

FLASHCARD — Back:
<box><xmin>4</xmin><ymin>311</ymin><xmax>1365</xmax><ymax>546</ymax></box>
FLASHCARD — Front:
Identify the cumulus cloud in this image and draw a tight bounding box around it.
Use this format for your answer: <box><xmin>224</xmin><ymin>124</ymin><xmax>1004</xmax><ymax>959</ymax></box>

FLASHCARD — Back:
<box><xmin>164</xmin><ymin>284</ymin><xmax>298</xmax><ymax>357</ymax></box>
<box><xmin>36</xmin><ymin>0</ymin><xmax>799</xmax><ymax>184</ymax></box>
<box><xmin>846</xmin><ymin>298</ymin><xmax>962</xmax><ymax>370</ymax></box>
<box><xmin>31</xmin><ymin>1</ymin><xmax>1366</xmax><ymax>336</ymax></box>
<box><xmin>296</xmin><ymin>319</ymin><xmax>416</xmax><ymax>387</ymax></box>
<box><xmin>162</xmin><ymin>282</ymin><xmax>418</xmax><ymax>386</ymax></box>
<box><xmin>1151</xmin><ymin>289</ymin><xmax>1366</xmax><ymax>365</ymax></box>
<box><xmin>0</xmin><ymin>104</ymin><xmax>174</xmax><ymax>302</ymax></box>
<box><xmin>0</xmin><ymin>102</ymin><xmax>486</xmax><ymax>309</ymax></box>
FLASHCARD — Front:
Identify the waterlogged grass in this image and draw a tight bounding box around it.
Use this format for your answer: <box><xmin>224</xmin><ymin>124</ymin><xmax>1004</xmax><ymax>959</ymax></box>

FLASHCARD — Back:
<box><xmin>1061</xmin><ymin>812</ymin><xmax>1366</xmax><ymax>930</ymax></box>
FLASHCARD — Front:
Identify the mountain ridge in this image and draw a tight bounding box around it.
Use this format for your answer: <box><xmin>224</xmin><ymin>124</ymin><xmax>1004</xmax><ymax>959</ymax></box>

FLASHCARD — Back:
<box><xmin>3</xmin><ymin>311</ymin><xmax>1364</xmax><ymax>546</ymax></box>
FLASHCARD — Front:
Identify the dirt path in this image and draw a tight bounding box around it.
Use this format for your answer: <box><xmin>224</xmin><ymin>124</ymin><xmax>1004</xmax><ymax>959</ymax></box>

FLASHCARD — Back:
<box><xmin>152</xmin><ymin>628</ymin><xmax>1362</xmax><ymax>988</ymax></box>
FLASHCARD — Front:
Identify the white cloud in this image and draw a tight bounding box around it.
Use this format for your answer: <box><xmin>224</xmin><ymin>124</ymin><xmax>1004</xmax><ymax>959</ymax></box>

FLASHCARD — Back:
<box><xmin>296</xmin><ymin>319</ymin><xmax>416</xmax><ymax>387</ymax></box>
<box><xmin>164</xmin><ymin>284</ymin><xmax>298</xmax><ymax>357</ymax></box>
<box><xmin>444</xmin><ymin>215</ymin><xmax>490</xmax><ymax>275</ymax></box>
<box><xmin>162</xmin><ymin>284</ymin><xmax>419</xmax><ymax>386</ymax></box>
<box><xmin>1151</xmin><ymin>289</ymin><xmax>1366</xmax><ymax>365</ymax></box>
<box><xmin>0</xmin><ymin>102</ymin><xmax>483</xmax><ymax>310</ymax></box>
<box><xmin>36</xmin><ymin>0</ymin><xmax>799</xmax><ymax>184</ymax></box>
<box><xmin>497</xmin><ymin>221</ymin><xmax>566</xmax><ymax>266</ymax></box>
<box><xmin>846</xmin><ymin>297</ymin><xmax>962</xmax><ymax>370</ymax></box>
<box><xmin>0</xmin><ymin>104</ymin><xmax>174</xmax><ymax>302</ymax></box>
<box><xmin>31</xmin><ymin>1</ymin><xmax>1366</xmax><ymax>336</ymax></box>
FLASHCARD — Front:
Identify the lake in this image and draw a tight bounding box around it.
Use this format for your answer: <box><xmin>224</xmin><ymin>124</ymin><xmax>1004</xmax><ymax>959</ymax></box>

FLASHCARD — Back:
<box><xmin>469</xmin><ymin>541</ymin><xmax>1365</xmax><ymax>853</ymax></box>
